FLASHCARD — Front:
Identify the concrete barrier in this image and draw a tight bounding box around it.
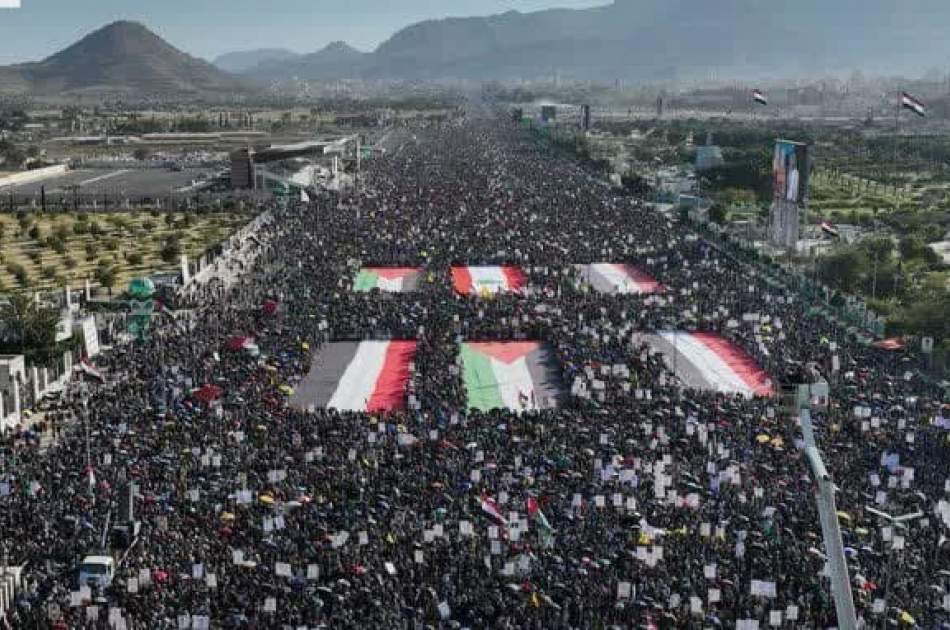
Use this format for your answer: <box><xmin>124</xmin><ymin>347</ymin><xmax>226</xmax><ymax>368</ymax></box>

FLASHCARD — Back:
<box><xmin>0</xmin><ymin>164</ymin><xmax>68</xmax><ymax>189</ymax></box>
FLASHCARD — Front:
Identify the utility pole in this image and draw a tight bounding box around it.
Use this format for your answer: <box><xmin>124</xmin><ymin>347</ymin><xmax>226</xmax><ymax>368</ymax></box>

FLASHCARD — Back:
<box><xmin>892</xmin><ymin>90</ymin><xmax>900</xmax><ymax>192</ymax></box>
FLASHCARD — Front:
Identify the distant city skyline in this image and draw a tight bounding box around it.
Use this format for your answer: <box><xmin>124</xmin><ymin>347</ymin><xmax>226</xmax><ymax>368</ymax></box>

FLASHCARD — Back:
<box><xmin>0</xmin><ymin>0</ymin><xmax>606</xmax><ymax>65</ymax></box>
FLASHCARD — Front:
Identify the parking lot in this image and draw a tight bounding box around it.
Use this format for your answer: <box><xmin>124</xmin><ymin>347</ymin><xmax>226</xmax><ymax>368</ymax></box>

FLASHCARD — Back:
<box><xmin>0</xmin><ymin>167</ymin><xmax>216</xmax><ymax>197</ymax></box>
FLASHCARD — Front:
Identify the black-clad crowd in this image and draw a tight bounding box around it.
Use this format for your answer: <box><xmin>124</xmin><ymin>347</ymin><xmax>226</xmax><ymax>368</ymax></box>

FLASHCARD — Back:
<box><xmin>1</xmin><ymin>116</ymin><xmax>948</xmax><ymax>629</ymax></box>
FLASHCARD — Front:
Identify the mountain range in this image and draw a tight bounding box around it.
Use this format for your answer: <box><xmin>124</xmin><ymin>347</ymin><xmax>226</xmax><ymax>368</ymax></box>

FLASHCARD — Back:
<box><xmin>213</xmin><ymin>48</ymin><xmax>301</xmax><ymax>74</ymax></box>
<box><xmin>2</xmin><ymin>1</ymin><xmax>950</xmax><ymax>98</ymax></box>
<box><xmin>233</xmin><ymin>0</ymin><xmax>950</xmax><ymax>83</ymax></box>
<box><xmin>243</xmin><ymin>42</ymin><xmax>368</xmax><ymax>82</ymax></box>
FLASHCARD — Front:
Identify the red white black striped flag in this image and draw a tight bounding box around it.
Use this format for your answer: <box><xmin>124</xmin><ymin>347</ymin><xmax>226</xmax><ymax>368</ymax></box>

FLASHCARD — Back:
<box><xmin>901</xmin><ymin>91</ymin><xmax>925</xmax><ymax>117</ymax></box>
<box><xmin>820</xmin><ymin>221</ymin><xmax>840</xmax><ymax>238</ymax></box>
<box><xmin>751</xmin><ymin>89</ymin><xmax>767</xmax><ymax>106</ymax></box>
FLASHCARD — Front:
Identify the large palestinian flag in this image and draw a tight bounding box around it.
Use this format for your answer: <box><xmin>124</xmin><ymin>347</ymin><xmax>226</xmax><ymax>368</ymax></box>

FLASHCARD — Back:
<box><xmin>639</xmin><ymin>332</ymin><xmax>772</xmax><ymax>397</ymax></box>
<box><xmin>452</xmin><ymin>266</ymin><xmax>526</xmax><ymax>296</ymax></box>
<box><xmin>353</xmin><ymin>267</ymin><xmax>422</xmax><ymax>293</ymax></box>
<box><xmin>460</xmin><ymin>341</ymin><xmax>562</xmax><ymax>412</ymax></box>
<box><xmin>290</xmin><ymin>341</ymin><xmax>417</xmax><ymax>412</ymax></box>
<box><xmin>576</xmin><ymin>264</ymin><xmax>661</xmax><ymax>295</ymax></box>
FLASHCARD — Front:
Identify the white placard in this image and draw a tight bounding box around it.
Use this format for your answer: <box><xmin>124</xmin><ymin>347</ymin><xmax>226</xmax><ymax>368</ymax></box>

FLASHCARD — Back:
<box><xmin>617</xmin><ymin>582</ymin><xmax>631</xmax><ymax>599</ymax></box>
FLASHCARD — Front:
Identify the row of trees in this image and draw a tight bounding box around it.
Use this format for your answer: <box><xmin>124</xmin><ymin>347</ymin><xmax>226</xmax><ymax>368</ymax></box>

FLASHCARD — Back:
<box><xmin>817</xmin><ymin>236</ymin><xmax>948</xmax><ymax>341</ymax></box>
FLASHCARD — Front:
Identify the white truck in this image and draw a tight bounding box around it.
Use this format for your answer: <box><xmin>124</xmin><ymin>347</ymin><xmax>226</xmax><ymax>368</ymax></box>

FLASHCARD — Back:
<box><xmin>77</xmin><ymin>555</ymin><xmax>116</xmax><ymax>589</ymax></box>
<box><xmin>77</xmin><ymin>490</ymin><xmax>140</xmax><ymax>590</ymax></box>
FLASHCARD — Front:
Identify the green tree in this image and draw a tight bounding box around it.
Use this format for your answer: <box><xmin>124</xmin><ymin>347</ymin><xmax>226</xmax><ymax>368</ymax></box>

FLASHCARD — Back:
<box><xmin>890</xmin><ymin>294</ymin><xmax>950</xmax><ymax>340</ymax></box>
<box><xmin>0</xmin><ymin>291</ymin><xmax>60</xmax><ymax>362</ymax></box>
<box><xmin>707</xmin><ymin>203</ymin><xmax>727</xmax><ymax>225</ymax></box>
<box><xmin>898</xmin><ymin>236</ymin><xmax>939</xmax><ymax>265</ymax></box>
<box><xmin>53</xmin><ymin>223</ymin><xmax>71</xmax><ymax>242</ymax></box>
<box><xmin>126</xmin><ymin>252</ymin><xmax>143</xmax><ymax>266</ymax></box>
<box><xmin>818</xmin><ymin>248</ymin><xmax>865</xmax><ymax>293</ymax></box>
<box><xmin>94</xmin><ymin>264</ymin><xmax>117</xmax><ymax>296</ymax></box>
<box><xmin>27</xmin><ymin>224</ymin><xmax>41</xmax><ymax>241</ymax></box>
<box><xmin>5</xmin><ymin>262</ymin><xmax>28</xmax><ymax>286</ymax></box>
<box><xmin>48</xmin><ymin>237</ymin><xmax>67</xmax><ymax>255</ymax></box>
<box><xmin>160</xmin><ymin>237</ymin><xmax>182</xmax><ymax>264</ymax></box>
<box><xmin>858</xmin><ymin>236</ymin><xmax>894</xmax><ymax>265</ymax></box>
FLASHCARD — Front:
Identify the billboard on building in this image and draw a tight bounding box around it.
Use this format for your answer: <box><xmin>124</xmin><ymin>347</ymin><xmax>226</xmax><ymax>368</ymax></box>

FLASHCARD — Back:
<box><xmin>772</xmin><ymin>140</ymin><xmax>809</xmax><ymax>206</ymax></box>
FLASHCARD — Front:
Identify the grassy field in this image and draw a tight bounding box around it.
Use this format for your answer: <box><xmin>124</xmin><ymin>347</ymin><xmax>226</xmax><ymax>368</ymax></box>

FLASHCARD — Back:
<box><xmin>0</xmin><ymin>210</ymin><xmax>252</xmax><ymax>292</ymax></box>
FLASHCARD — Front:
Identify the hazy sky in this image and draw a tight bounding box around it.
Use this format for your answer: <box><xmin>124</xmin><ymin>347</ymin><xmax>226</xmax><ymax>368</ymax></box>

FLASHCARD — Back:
<box><xmin>0</xmin><ymin>0</ymin><xmax>607</xmax><ymax>64</ymax></box>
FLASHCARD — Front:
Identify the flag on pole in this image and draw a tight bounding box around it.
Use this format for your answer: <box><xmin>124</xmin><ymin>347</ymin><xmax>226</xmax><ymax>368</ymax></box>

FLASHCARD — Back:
<box><xmin>526</xmin><ymin>497</ymin><xmax>554</xmax><ymax>532</ymax></box>
<box><xmin>79</xmin><ymin>357</ymin><xmax>104</xmax><ymax>381</ymax></box>
<box><xmin>154</xmin><ymin>299</ymin><xmax>175</xmax><ymax>319</ymax></box>
<box><xmin>479</xmin><ymin>494</ymin><xmax>508</xmax><ymax>525</ymax></box>
<box><xmin>900</xmin><ymin>91</ymin><xmax>926</xmax><ymax>117</ymax></box>
<box><xmin>751</xmin><ymin>89</ymin><xmax>768</xmax><ymax>106</ymax></box>
<box><xmin>85</xmin><ymin>465</ymin><xmax>96</xmax><ymax>490</ymax></box>
<box><xmin>820</xmin><ymin>221</ymin><xmax>840</xmax><ymax>238</ymax></box>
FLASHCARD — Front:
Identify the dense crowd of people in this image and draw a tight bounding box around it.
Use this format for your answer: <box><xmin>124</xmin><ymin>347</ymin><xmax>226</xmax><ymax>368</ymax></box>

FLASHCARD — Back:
<box><xmin>1</xmin><ymin>114</ymin><xmax>948</xmax><ymax>629</ymax></box>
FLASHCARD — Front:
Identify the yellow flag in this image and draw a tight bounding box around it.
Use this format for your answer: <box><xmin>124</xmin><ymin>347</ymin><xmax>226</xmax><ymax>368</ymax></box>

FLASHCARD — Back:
<box><xmin>530</xmin><ymin>592</ymin><xmax>540</xmax><ymax>608</ymax></box>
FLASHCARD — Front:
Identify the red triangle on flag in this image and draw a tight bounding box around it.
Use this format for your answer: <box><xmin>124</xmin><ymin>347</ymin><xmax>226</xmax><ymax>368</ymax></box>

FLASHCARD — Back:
<box><xmin>466</xmin><ymin>341</ymin><xmax>539</xmax><ymax>364</ymax></box>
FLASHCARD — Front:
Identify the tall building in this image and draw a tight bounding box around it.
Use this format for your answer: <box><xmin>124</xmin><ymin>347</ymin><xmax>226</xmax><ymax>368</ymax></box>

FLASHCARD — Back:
<box><xmin>230</xmin><ymin>148</ymin><xmax>255</xmax><ymax>190</ymax></box>
<box><xmin>770</xmin><ymin>200</ymin><xmax>800</xmax><ymax>249</ymax></box>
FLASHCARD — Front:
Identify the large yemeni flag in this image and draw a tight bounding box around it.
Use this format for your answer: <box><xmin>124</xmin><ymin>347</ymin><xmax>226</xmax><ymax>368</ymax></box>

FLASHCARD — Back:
<box><xmin>577</xmin><ymin>263</ymin><xmax>661</xmax><ymax>294</ymax></box>
<box><xmin>452</xmin><ymin>266</ymin><xmax>526</xmax><ymax>296</ymax></box>
<box><xmin>460</xmin><ymin>341</ymin><xmax>562</xmax><ymax>412</ymax></box>
<box><xmin>642</xmin><ymin>332</ymin><xmax>772</xmax><ymax>397</ymax></box>
<box><xmin>751</xmin><ymin>89</ymin><xmax>768</xmax><ymax>106</ymax></box>
<box><xmin>353</xmin><ymin>267</ymin><xmax>421</xmax><ymax>293</ymax></box>
<box><xmin>290</xmin><ymin>341</ymin><xmax>417</xmax><ymax>412</ymax></box>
